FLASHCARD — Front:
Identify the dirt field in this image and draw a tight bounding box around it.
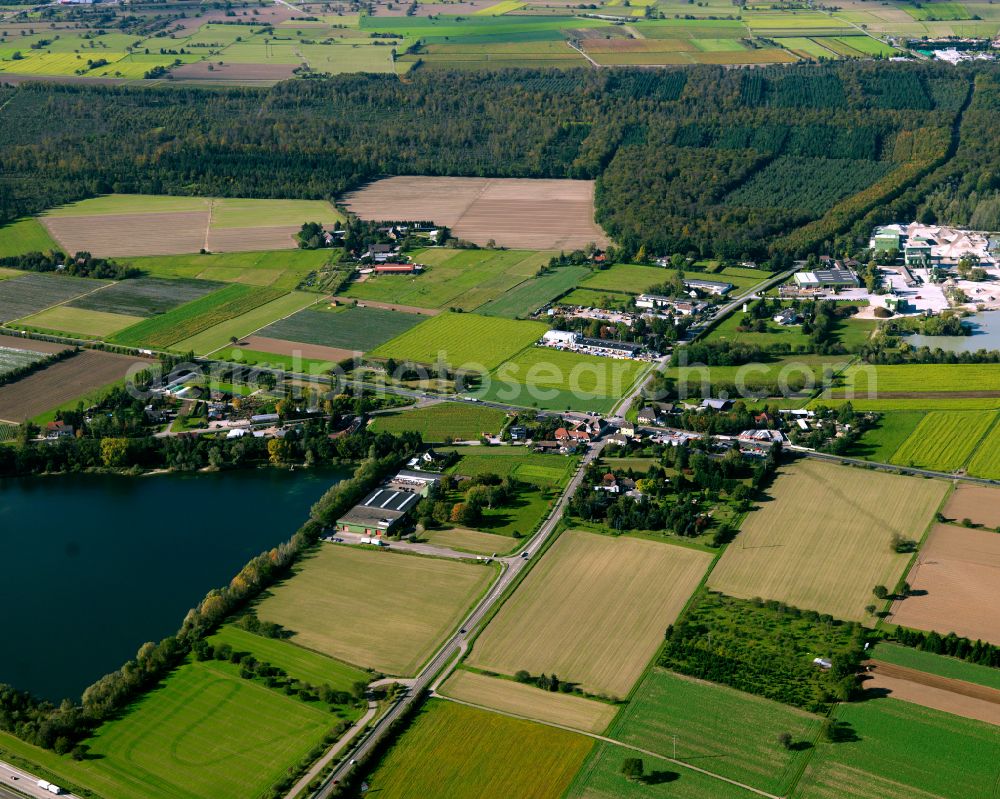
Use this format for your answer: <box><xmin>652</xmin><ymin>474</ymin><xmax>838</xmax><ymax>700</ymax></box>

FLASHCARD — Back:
<box><xmin>169</xmin><ymin>62</ymin><xmax>298</xmax><ymax>82</ymax></box>
<box><xmin>439</xmin><ymin>670</ymin><xmax>618</xmax><ymax>734</ymax></box>
<box><xmin>340</xmin><ymin>176</ymin><xmax>610</xmax><ymax>250</ymax></box>
<box><xmin>330</xmin><ymin>297</ymin><xmax>440</xmax><ymax>316</ymax></box>
<box><xmin>0</xmin><ymin>334</ymin><xmax>69</xmax><ymax>354</ymax></box>
<box><xmin>0</xmin><ymin>349</ymin><xmax>148</xmax><ymax>422</ymax></box>
<box><xmin>43</xmin><ymin>212</ymin><xmax>207</xmax><ymax>257</ymax></box>
<box><xmin>241</xmin><ymin>336</ymin><xmax>360</xmax><ymax>362</ymax></box>
<box><xmin>863</xmin><ymin>661</ymin><xmax>1000</xmax><ymax>726</ymax></box>
<box><xmin>467</xmin><ymin>530</ymin><xmax>712</xmax><ymax>698</ymax></box>
<box><xmin>890</xmin><ymin>524</ymin><xmax>1000</xmax><ymax>645</ymax></box>
<box><xmin>943</xmin><ymin>485</ymin><xmax>1000</xmax><ymax>529</ymax></box>
<box><xmin>206</xmin><ymin>226</ymin><xmax>298</xmax><ymax>251</ymax></box>
<box><xmin>708</xmin><ymin>460</ymin><xmax>947</xmax><ymax>622</ymax></box>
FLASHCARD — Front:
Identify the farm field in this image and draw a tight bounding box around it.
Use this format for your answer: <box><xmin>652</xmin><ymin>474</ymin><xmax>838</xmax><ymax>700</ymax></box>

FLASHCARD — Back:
<box><xmin>565</xmin><ymin>741</ymin><xmax>761</xmax><ymax>799</ymax></box>
<box><xmin>369</xmin><ymin>312</ymin><xmax>548</xmax><ymax>370</ymax></box>
<box><xmin>0</xmin><ymin>658</ymin><xmax>334</xmax><ymax>799</ymax></box>
<box><xmin>847</xmin><ymin>410</ymin><xmax>924</xmax><ymax>461</ymax></box>
<box><xmin>870</xmin><ymin>642</ymin><xmax>1000</xmax><ymax>691</ymax></box>
<box><xmin>256</xmin><ymin>545</ymin><xmax>494</xmax><ymax>676</ymax></box>
<box><xmin>966</xmin><ymin>419</ymin><xmax>1000</xmax><ymax>479</ymax></box>
<box><xmin>258</xmin><ymin>304</ymin><xmax>424</xmax><ymax>352</ymax></box>
<box><xmin>0</xmin><ymin>350</ymin><xmax>147</xmax><ymax>422</ymax></box>
<box><xmin>0</xmin><ymin>345</ymin><xmax>45</xmax><ymax>377</ymax></box>
<box><xmin>609</xmin><ymin>668</ymin><xmax>822</xmax><ymax>796</ymax></box>
<box><xmin>671</xmin><ymin>353</ymin><xmax>852</xmax><ymax>398</ymax></box>
<box><xmin>708</xmin><ymin>460</ymin><xmax>947</xmax><ymax>621</ymax></box>
<box><xmin>127</xmin><ymin>249</ymin><xmax>335</xmax><ymax>292</ymax></box>
<box><xmin>361</xmin><ymin>700</ymin><xmax>593</xmax><ymax>799</ymax></box>
<box><xmin>0</xmin><ymin>218</ymin><xmax>59</xmax><ymax>257</ymax></box>
<box><xmin>109</xmin><ymin>284</ymin><xmax>285</xmax><ymax>349</ymax></box>
<box><xmin>0</xmin><ymin>333</ymin><xmax>68</xmax><ymax>355</ymax></box>
<box><xmin>343</xmin><ymin>248</ymin><xmax>550</xmax><ymax>311</ymax></box>
<box><xmin>18</xmin><ymin>306</ymin><xmax>143</xmax><ymax>338</ymax></box>
<box><xmin>941</xmin><ymin>483</ymin><xmax>1000</xmax><ymax>528</ymax></box>
<box><xmin>579</xmin><ymin>263</ymin><xmax>679</xmax><ymax>294</ymax></box>
<box><xmin>863</xmin><ymin>660</ymin><xmax>1000</xmax><ymax>726</ymax></box>
<box><xmin>888</xmin><ymin>411</ymin><xmax>996</xmax><ymax>471</ymax></box>
<box><xmin>890</xmin><ymin>523</ymin><xmax>1000</xmax><ymax>645</ymax></box>
<box><xmin>40</xmin><ymin>194</ymin><xmax>341</xmax><ymax>257</ymax></box>
<box><xmin>70</xmin><ymin>277</ymin><xmax>224</xmax><ymax>317</ymax></box>
<box><xmin>493</xmin><ymin>346</ymin><xmax>648</xmax><ymax>401</ymax></box>
<box><xmin>217</xmin><ymin>346</ymin><xmax>340</xmax><ymax>374</ymax></box>
<box><xmin>170</xmin><ymin>291</ymin><xmax>317</xmax><ymax>355</ymax></box>
<box><xmin>791</xmin><ymin>698</ymin><xmax>999</xmax><ymax>799</ymax></box>
<box><xmin>423</xmin><ymin>526</ymin><xmax>521</xmax><ymax>556</ymax></box>
<box><xmin>206</xmin><ymin>624</ymin><xmax>370</xmax><ymax>692</ymax></box>
<box><xmin>476</xmin><ymin>264</ymin><xmax>589</xmax><ymax>318</ymax></box>
<box><xmin>340</xmin><ymin>176</ymin><xmax>608</xmax><ymax>250</ymax></box>
<box><xmin>468</xmin><ymin>530</ymin><xmax>712</xmax><ymax>697</ymax></box>
<box><xmin>369</xmin><ymin>402</ymin><xmax>508</xmax><ymax>441</ymax></box>
<box><xmin>444</xmin><ymin>445</ymin><xmax>577</xmax><ymax>488</ymax></box>
<box><xmin>836</xmin><ymin>362</ymin><xmax>1000</xmax><ymax>395</ymax></box>
<box><xmin>0</xmin><ymin>273</ymin><xmax>109</xmax><ymax>322</ymax></box>
<box><xmin>439</xmin><ymin>669</ymin><xmax>618</xmax><ymax>733</ymax></box>
<box><xmin>558</xmin><ymin>287</ymin><xmax>633</xmax><ymax>312</ymax></box>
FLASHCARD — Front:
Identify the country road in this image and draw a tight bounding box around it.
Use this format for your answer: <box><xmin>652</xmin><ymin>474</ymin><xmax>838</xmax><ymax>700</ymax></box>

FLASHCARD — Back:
<box><xmin>0</xmin><ymin>761</ymin><xmax>79</xmax><ymax>799</ymax></box>
<box><xmin>309</xmin><ymin>440</ymin><xmax>606</xmax><ymax>797</ymax></box>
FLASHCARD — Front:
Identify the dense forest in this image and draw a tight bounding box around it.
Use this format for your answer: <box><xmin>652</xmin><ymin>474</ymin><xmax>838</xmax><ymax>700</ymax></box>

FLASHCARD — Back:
<box><xmin>0</xmin><ymin>62</ymin><xmax>995</xmax><ymax>259</ymax></box>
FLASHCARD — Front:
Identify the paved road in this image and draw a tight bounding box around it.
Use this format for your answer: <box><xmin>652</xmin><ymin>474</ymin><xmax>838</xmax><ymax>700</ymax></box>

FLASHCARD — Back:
<box><xmin>286</xmin><ymin>701</ymin><xmax>378</xmax><ymax>799</ymax></box>
<box><xmin>0</xmin><ymin>761</ymin><xmax>78</xmax><ymax>799</ymax></box>
<box><xmin>325</xmin><ymin>532</ymin><xmax>499</xmax><ymax>561</ymax></box>
<box><xmin>791</xmin><ymin>445</ymin><xmax>1000</xmax><ymax>485</ymax></box>
<box><xmin>310</xmin><ymin>441</ymin><xmax>605</xmax><ymax>797</ymax></box>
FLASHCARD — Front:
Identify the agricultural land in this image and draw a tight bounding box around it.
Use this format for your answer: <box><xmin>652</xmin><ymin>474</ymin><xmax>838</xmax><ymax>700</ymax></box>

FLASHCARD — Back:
<box><xmin>708</xmin><ymin>459</ymin><xmax>947</xmax><ymax>621</ymax></box>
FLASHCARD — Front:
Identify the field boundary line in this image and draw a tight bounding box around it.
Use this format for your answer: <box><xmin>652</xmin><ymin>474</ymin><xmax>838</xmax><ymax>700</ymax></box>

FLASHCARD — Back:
<box><xmin>7</xmin><ymin>279</ymin><xmax>117</xmax><ymax>327</ymax></box>
<box><xmin>435</xmin><ymin>694</ymin><xmax>781</xmax><ymax>799</ymax></box>
<box><xmin>201</xmin><ymin>291</ymin><xmax>320</xmax><ymax>357</ymax></box>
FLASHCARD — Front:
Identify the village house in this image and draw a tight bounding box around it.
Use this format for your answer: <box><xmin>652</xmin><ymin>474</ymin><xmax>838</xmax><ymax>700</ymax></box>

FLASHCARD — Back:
<box><xmin>44</xmin><ymin>421</ymin><xmax>74</xmax><ymax>439</ymax></box>
<box><xmin>773</xmin><ymin>308</ymin><xmax>801</xmax><ymax>326</ymax></box>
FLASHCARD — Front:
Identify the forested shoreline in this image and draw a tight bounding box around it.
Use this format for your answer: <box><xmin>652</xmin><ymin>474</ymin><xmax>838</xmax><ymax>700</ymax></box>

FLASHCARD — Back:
<box><xmin>2</xmin><ymin>62</ymin><xmax>998</xmax><ymax>259</ymax></box>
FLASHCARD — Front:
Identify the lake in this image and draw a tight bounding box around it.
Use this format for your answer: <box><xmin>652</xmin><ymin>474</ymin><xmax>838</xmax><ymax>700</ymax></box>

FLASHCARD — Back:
<box><xmin>0</xmin><ymin>467</ymin><xmax>347</xmax><ymax>702</ymax></box>
<box><xmin>905</xmin><ymin>310</ymin><xmax>1000</xmax><ymax>353</ymax></box>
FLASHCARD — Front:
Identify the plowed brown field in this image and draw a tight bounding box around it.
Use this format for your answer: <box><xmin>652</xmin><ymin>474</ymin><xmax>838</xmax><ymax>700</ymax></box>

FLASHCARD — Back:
<box><xmin>943</xmin><ymin>484</ymin><xmax>1000</xmax><ymax>529</ymax></box>
<box><xmin>341</xmin><ymin>176</ymin><xmax>610</xmax><ymax>250</ymax></box>
<box><xmin>863</xmin><ymin>660</ymin><xmax>1000</xmax><ymax>726</ymax></box>
<box><xmin>891</xmin><ymin>524</ymin><xmax>1000</xmax><ymax>645</ymax></box>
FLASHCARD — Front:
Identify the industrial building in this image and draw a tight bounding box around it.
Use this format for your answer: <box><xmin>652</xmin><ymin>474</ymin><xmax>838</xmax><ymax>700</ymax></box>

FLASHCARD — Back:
<box><xmin>336</xmin><ymin>470</ymin><xmax>442</xmax><ymax>537</ymax></box>
<box><xmin>793</xmin><ymin>267</ymin><xmax>860</xmax><ymax>289</ymax></box>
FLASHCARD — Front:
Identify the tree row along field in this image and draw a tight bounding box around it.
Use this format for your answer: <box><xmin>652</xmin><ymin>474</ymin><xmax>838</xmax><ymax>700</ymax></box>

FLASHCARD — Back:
<box><xmin>0</xmin><ymin>62</ymin><xmax>986</xmax><ymax>262</ymax></box>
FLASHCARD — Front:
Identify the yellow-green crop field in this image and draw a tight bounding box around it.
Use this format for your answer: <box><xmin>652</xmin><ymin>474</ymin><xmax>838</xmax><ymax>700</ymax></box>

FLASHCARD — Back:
<box><xmin>889</xmin><ymin>411</ymin><xmax>997</xmax><ymax>472</ymax></box>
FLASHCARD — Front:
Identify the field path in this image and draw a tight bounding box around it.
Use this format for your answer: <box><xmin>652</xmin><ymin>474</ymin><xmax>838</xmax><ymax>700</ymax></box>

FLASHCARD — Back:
<box><xmin>204</xmin><ymin>198</ymin><xmax>216</xmax><ymax>252</ymax></box>
<box><xmin>567</xmin><ymin>40</ymin><xmax>600</xmax><ymax>67</ymax></box>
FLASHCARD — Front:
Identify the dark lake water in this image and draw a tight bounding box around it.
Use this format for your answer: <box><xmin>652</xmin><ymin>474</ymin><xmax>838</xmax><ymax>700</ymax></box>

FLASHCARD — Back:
<box><xmin>0</xmin><ymin>467</ymin><xmax>346</xmax><ymax>702</ymax></box>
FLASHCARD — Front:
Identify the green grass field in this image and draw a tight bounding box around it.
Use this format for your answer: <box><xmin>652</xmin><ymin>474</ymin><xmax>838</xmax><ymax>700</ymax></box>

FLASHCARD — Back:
<box><xmin>445</xmin><ymin>445</ymin><xmax>577</xmax><ymax>488</ymax></box>
<box><xmin>0</xmin><ymin>218</ymin><xmax>59</xmax><ymax>257</ymax></box>
<box><xmin>363</xmin><ymin>700</ymin><xmax>592</xmax><ymax>799</ymax></box>
<box><xmin>870</xmin><ymin>642</ymin><xmax>1000</xmax><ymax>690</ymax></box>
<box><xmin>171</xmin><ymin>291</ymin><xmax>317</xmax><ymax>355</ymax></box>
<box><xmin>369</xmin><ymin>402</ymin><xmax>508</xmax><ymax>441</ymax></box>
<box><xmin>218</xmin><ymin>347</ymin><xmax>338</xmax><ymax>374</ymax></box>
<box><xmin>966</xmin><ymin>417</ymin><xmax>1000</xmax><ymax>478</ymax></box>
<box><xmin>208</xmin><ymin>197</ymin><xmax>341</xmax><ymax>228</ymax></box>
<box><xmin>847</xmin><ymin>410</ymin><xmax>924</xmax><ymax>461</ymax></box>
<box><xmin>256</xmin><ymin>545</ymin><xmax>494</xmax><ymax>676</ymax></box>
<box><xmin>343</xmin><ymin>248</ymin><xmax>550</xmax><ymax>311</ymax></box>
<box><xmin>207</xmin><ymin>624</ymin><xmax>370</xmax><ymax>691</ymax></box>
<box><xmin>608</xmin><ymin>668</ymin><xmax>822</xmax><ymax>796</ymax></box>
<box><xmin>888</xmin><ymin>411</ymin><xmax>996</xmax><ymax>471</ymax></box>
<box><xmin>566</xmin><ymin>740</ymin><xmax>761</xmax><ymax>799</ymax></box>
<box><xmin>0</xmin><ymin>659</ymin><xmax>334</xmax><ymax>799</ymax></box>
<box><xmin>259</xmin><ymin>304</ymin><xmax>424</xmax><ymax>352</ymax></box>
<box><xmin>369</xmin><ymin>312</ymin><xmax>548</xmax><ymax>370</ymax></box>
<box><xmin>127</xmin><ymin>249</ymin><xmax>335</xmax><ymax>292</ymax></box>
<box><xmin>579</xmin><ymin>263</ymin><xmax>679</xmax><ymax>295</ymax></box>
<box><xmin>18</xmin><ymin>306</ymin><xmax>143</xmax><ymax>338</ymax></box>
<box><xmin>492</xmin><ymin>346</ymin><xmax>648</xmax><ymax>400</ymax></box>
<box><xmin>45</xmin><ymin>195</ymin><xmax>209</xmax><ymax>216</ymax></box>
<box><xmin>838</xmin><ymin>363</ymin><xmax>1000</xmax><ymax>394</ymax></box>
<box><xmin>672</xmin><ymin>353</ymin><xmax>852</xmax><ymax>397</ymax></box>
<box><xmin>558</xmin><ymin>287</ymin><xmax>634</xmax><ymax>311</ymax></box>
<box><xmin>476</xmin><ymin>264</ymin><xmax>589</xmax><ymax>318</ymax></box>
<box><xmin>792</xmin><ymin>698</ymin><xmax>999</xmax><ymax>799</ymax></box>
<box><xmin>110</xmin><ymin>284</ymin><xmax>285</xmax><ymax>349</ymax></box>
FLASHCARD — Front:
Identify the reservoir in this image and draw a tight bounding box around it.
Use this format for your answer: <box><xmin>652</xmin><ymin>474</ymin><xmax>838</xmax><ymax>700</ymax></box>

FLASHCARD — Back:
<box><xmin>904</xmin><ymin>310</ymin><xmax>1000</xmax><ymax>353</ymax></box>
<box><xmin>0</xmin><ymin>467</ymin><xmax>346</xmax><ymax>702</ymax></box>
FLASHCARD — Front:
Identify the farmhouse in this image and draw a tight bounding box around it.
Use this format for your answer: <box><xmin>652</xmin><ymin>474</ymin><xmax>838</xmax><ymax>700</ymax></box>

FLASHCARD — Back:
<box><xmin>363</xmin><ymin>244</ymin><xmax>401</xmax><ymax>263</ymax></box>
<box><xmin>336</xmin><ymin>469</ymin><xmax>442</xmax><ymax>537</ymax></box>
<box><xmin>44</xmin><ymin>421</ymin><xmax>74</xmax><ymax>439</ymax></box>
<box><xmin>773</xmin><ymin>308</ymin><xmax>801</xmax><ymax>326</ymax></box>
<box><xmin>793</xmin><ymin>267</ymin><xmax>860</xmax><ymax>289</ymax></box>
<box><xmin>684</xmin><ymin>278</ymin><xmax>733</xmax><ymax>296</ymax></box>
